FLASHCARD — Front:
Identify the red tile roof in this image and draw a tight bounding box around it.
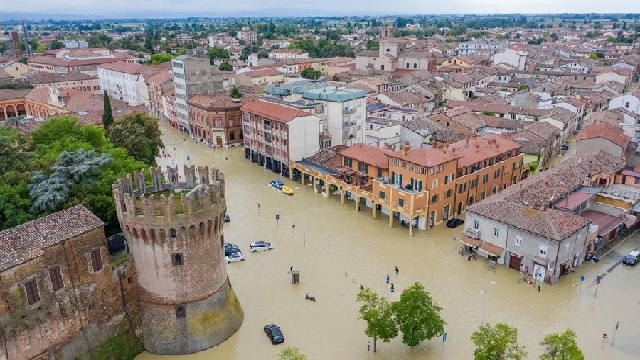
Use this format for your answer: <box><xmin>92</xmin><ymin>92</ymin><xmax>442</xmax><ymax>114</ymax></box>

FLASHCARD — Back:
<box><xmin>98</xmin><ymin>61</ymin><xmax>160</xmax><ymax>75</ymax></box>
<box><xmin>451</xmin><ymin>135</ymin><xmax>521</xmax><ymax>168</ymax></box>
<box><xmin>241</xmin><ymin>99</ymin><xmax>309</xmax><ymax>123</ymax></box>
<box><xmin>578</xmin><ymin>122</ymin><xmax>630</xmax><ymax>149</ymax></box>
<box><xmin>0</xmin><ymin>205</ymin><xmax>103</xmax><ymax>271</ymax></box>
<box><xmin>340</xmin><ymin>143</ymin><xmax>389</xmax><ymax>169</ymax></box>
<box><xmin>386</xmin><ymin>145</ymin><xmax>460</xmax><ymax>167</ymax></box>
<box><xmin>28</xmin><ymin>55</ymin><xmax>120</xmax><ymax>67</ymax></box>
<box><xmin>187</xmin><ymin>94</ymin><xmax>241</xmax><ymax>110</ymax></box>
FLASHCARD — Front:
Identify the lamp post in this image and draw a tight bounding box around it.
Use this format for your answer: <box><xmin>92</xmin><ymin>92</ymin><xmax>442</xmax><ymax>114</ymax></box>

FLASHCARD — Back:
<box><xmin>478</xmin><ymin>281</ymin><xmax>496</xmax><ymax>326</ymax></box>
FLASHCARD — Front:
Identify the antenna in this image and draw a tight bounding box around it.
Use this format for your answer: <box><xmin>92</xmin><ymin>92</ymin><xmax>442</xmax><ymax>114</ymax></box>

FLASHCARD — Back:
<box><xmin>22</xmin><ymin>20</ymin><xmax>32</xmax><ymax>57</ymax></box>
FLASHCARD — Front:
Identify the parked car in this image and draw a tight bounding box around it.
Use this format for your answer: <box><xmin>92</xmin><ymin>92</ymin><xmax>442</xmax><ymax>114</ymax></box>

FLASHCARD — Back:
<box><xmin>446</xmin><ymin>218</ymin><xmax>464</xmax><ymax>228</ymax></box>
<box><xmin>263</xmin><ymin>324</ymin><xmax>284</xmax><ymax>345</ymax></box>
<box><xmin>225</xmin><ymin>251</ymin><xmax>245</xmax><ymax>263</ymax></box>
<box><xmin>623</xmin><ymin>250</ymin><xmax>640</xmax><ymax>266</ymax></box>
<box><xmin>270</xmin><ymin>179</ymin><xmax>284</xmax><ymax>190</ymax></box>
<box><xmin>250</xmin><ymin>241</ymin><xmax>274</xmax><ymax>252</ymax></box>
<box><xmin>224</xmin><ymin>243</ymin><xmax>240</xmax><ymax>256</ymax></box>
<box><xmin>561</xmin><ymin>144</ymin><xmax>570</xmax><ymax>151</ymax></box>
<box><xmin>282</xmin><ymin>186</ymin><xmax>294</xmax><ymax>196</ymax></box>
<box><xmin>224</xmin><ymin>214</ymin><xmax>231</xmax><ymax>223</ymax></box>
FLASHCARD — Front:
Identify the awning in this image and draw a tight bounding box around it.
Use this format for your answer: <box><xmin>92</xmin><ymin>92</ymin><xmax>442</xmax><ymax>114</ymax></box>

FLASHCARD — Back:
<box><xmin>460</xmin><ymin>236</ymin><xmax>481</xmax><ymax>248</ymax></box>
<box><xmin>480</xmin><ymin>242</ymin><xmax>504</xmax><ymax>257</ymax></box>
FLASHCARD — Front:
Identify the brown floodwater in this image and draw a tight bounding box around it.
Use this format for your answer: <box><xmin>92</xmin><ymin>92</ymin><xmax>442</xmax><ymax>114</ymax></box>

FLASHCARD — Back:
<box><xmin>137</xmin><ymin>121</ymin><xmax>640</xmax><ymax>360</ymax></box>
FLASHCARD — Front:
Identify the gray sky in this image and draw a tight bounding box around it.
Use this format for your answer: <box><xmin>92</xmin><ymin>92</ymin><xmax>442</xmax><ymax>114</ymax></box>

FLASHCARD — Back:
<box><xmin>4</xmin><ymin>0</ymin><xmax>636</xmax><ymax>15</ymax></box>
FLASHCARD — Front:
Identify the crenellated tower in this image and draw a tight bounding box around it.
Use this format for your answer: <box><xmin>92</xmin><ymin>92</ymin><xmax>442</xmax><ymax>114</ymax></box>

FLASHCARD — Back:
<box><xmin>112</xmin><ymin>165</ymin><xmax>243</xmax><ymax>355</ymax></box>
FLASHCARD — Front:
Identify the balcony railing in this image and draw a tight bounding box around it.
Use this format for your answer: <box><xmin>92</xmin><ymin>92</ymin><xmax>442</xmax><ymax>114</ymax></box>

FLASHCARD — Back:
<box><xmin>465</xmin><ymin>228</ymin><xmax>481</xmax><ymax>239</ymax></box>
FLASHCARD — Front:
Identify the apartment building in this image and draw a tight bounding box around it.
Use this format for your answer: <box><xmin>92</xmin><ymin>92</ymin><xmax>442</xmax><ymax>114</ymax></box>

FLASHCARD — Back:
<box><xmin>97</xmin><ymin>62</ymin><xmax>163</xmax><ymax>106</ymax></box>
<box><xmin>237</xmin><ymin>27</ymin><xmax>257</xmax><ymax>45</ymax></box>
<box><xmin>187</xmin><ymin>94</ymin><xmax>243</xmax><ymax>147</ymax></box>
<box><xmin>242</xmin><ymin>98</ymin><xmax>321</xmax><ymax>177</ymax></box>
<box><xmin>171</xmin><ymin>55</ymin><xmax>223</xmax><ymax>132</ymax></box>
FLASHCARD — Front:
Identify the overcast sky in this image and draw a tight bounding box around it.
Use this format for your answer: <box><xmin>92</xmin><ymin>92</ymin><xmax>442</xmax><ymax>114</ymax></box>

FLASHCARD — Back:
<box><xmin>3</xmin><ymin>0</ymin><xmax>635</xmax><ymax>16</ymax></box>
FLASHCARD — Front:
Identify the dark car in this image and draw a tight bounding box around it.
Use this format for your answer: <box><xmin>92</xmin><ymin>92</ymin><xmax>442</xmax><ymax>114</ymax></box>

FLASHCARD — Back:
<box><xmin>264</xmin><ymin>324</ymin><xmax>284</xmax><ymax>344</ymax></box>
<box><xmin>446</xmin><ymin>218</ymin><xmax>464</xmax><ymax>228</ymax></box>
<box><xmin>270</xmin><ymin>179</ymin><xmax>284</xmax><ymax>190</ymax></box>
<box><xmin>224</xmin><ymin>243</ymin><xmax>240</xmax><ymax>256</ymax></box>
<box><xmin>224</xmin><ymin>214</ymin><xmax>231</xmax><ymax>223</ymax></box>
<box><xmin>561</xmin><ymin>144</ymin><xmax>570</xmax><ymax>151</ymax></box>
<box><xmin>623</xmin><ymin>251</ymin><xmax>640</xmax><ymax>266</ymax></box>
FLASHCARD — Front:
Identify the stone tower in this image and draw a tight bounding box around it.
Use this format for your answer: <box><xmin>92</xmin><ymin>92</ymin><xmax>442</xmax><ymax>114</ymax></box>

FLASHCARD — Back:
<box><xmin>112</xmin><ymin>165</ymin><xmax>243</xmax><ymax>355</ymax></box>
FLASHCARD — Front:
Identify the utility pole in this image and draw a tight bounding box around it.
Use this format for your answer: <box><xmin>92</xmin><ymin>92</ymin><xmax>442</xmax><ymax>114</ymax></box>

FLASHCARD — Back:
<box><xmin>22</xmin><ymin>20</ymin><xmax>32</xmax><ymax>57</ymax></box>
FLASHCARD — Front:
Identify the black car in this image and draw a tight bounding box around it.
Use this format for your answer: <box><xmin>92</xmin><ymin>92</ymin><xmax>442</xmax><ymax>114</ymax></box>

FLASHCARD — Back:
<box><xmin>561</xmin><ymin>144</ymin><xmax>570</xmax><ymax>151</ymax></box>
<box><xmin>224</xmin><ymin>214</ymin><xmax>231</xmax><ymax>223</ymax></box>
<box><xmin>264</xmin><ymin>324</ymin><xmax>284</xmax><ymax>345</ymax></box>
<box><xmin>446</xmin><ymin>218</ymin><xmax>464</xmax><ymax>228</ymax></box>
<box><xmin>224</xmin><ymin>243</ymin><xmax>240</xmax><ymax>256</ymax></box>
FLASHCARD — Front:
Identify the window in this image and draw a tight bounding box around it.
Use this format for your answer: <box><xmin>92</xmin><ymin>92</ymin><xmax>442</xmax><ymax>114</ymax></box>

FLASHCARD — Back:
<box><xmin>515</xmin><ymin>236</ymin><xmax>523</xmax><ymax>247</ymax></box>
<box><xmin>431</xmin><ymin>194</ymin><xmax>438</xmax><ymax>203</ymax></box>
<box><xmin>377</xmin><ymin>168</ymin><xmax>383</xmax><ymax>178</ymax></box>
<box><xmin>445</xmin><ymin>189</ymin><xmax>452</xmax><ymax>198</ymax></box>
<box><xmin>170</xmin><ymin>228</ymin><xmax>177</xmax><ymax>238</ymax></box>
<box><xmin>473</xmin><ymin>220</ymin><xmax>479</xmax><ymax>229</ymax></box>
<box><xmin>90</xmin><ymin>249</ymin><xmax>103</xmax><ymax>272</ymax></box>
<box><xmin>625</xmin><ymin>102</ymin><xmax>630</xmax><ymax>108</ymax></box>
<box><xmin>539</xmin><ymin>244</ymin><xmax>548</xmax><ymax>258</ymax></box>
<box><xmin>432</xmin><ymin>179</ymin><xmax>439</xmax><ymax>189</ymax></box>
<box><xmin>412</xmin><ymin>178</ymin><xmax>423</xmax><ymax>192</ymax></box>
<box><xmin>358</xmin><ymin>162</ymin><xmax>369</xmax><ymax>173</ymax></box>
<box><xmin>379</xmin><ymin>191</ymin><xmax>386</xmax><ymax>199</ymax></box>
<box><xmin>444</xmin><ymin>174</ymin><xmax>453</xmax><ymax>184</ymax></box>
<box><xmin>493</xmin><ymin>227</ymin><xmax>500</xmax><ymax>237</ymax></box>
<box><xmin>49</xmin><ymin>266</ymin><xmax>64</xmax><ymax>291</ymax></box>
<box><xmin>494</xmin><ymin>169</ymin><xmax>501</xmax><ymax>179</ymax></box>
<box><xmin>344</xmin><ymin>157</ymin><xmax>352</xmax><ymax>167</ymax></box>
<box><xmin>175</xmin><ymin>304</ymin><xmax>186</xmax><ymax>318</ymax></box>
<box><xmin>492</xmin><ymin>184</ymin><xmax>497</xmax><ymax>194</ymax></box>
<box><xmin>172</xmin><ymin>253</ymin><xmax>184</xmax><ymax>266</ymax></box>
<box><xmin>24</xmin><ymin>278</ymin><xmax>40</xmax><ymax>305</ymax></box>
<box><xmin>480</xmin><ymin>190</ymin><xmax>486</xmax><ymax>200</ymax></box>
<box><xmin>398</xmin><ymin>198</ymin><xmax>405</xmax><ymax>207</ymax></box>
<box><xmin>458</xmin><ymin>183</ymin><xmax>467</xmax><ymax>193</ymax></box>
<box><xmin>470</xmin><ymin>178</ymin><xmax>478</xmax><ymax>188</ymax></box>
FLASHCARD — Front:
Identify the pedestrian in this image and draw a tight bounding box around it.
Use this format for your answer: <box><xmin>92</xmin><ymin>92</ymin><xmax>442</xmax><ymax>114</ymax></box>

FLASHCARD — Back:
<box><xmin>367</xmin><ymin>341</ymin><xmax>371</xmax><ymax>352</ymax></box>
<box><xmin>395</xmin><ymin>266</ymin><xmax>399</xmax><ymax>276</ymax></box>
<box><xmin>385</xmin><ymin>274</ymin><xmax>390</xmax><ymax>284</ymax></box>
<box><xmin>289</xmin><ymin>266</ymin><xmax>293</xmax><ymax>272</ymax></box>
<box><xmin>390</xmin><ymin>283</ymin><xmax>395</xmax><ymax>293</ymax></box>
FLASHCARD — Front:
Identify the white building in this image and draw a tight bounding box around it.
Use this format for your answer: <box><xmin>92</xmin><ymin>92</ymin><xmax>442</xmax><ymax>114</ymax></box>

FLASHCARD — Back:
<box><xmin>492</xmin><ymin>48</ymin><xmax>528</xmax><ymax>71</ymax></box>
<box><xmin>268</xmin><ymin>49</ymin><xmax>310</xmax><ymax>59</ymax></box>
<box><xmin>63</xmin><ymin>40</ymin><xmax>88</xmax><ymax>49</ymax></box>
<box><xmin>97</xmin><ymin>62</ymin><xmax>162</xmax><ymax>107</ymax></box>
<box><xmin>609</xmin><ymin>91</ymin><xmax>640</xmax><ymax>116</ymax></box>
<box><xmin>302</xmin><ymin>87</ymin><xmax>367</xmax><ymax>147</ymax></box>
<box><xmin>457</xmin><ymin>40</ymin><xmax>506</xmax><ymax>56</ymax></box>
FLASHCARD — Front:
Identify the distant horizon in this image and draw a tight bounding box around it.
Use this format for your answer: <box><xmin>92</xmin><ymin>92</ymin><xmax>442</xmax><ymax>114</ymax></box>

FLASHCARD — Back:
<box><xmin>0</xmin><ymin>0</ymin><xmax>638</xmax><ymax>21</ymax></box>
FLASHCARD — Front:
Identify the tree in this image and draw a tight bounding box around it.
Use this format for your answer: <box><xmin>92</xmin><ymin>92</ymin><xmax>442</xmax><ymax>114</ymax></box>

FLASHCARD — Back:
<box><xmin>517</xmin><ymin>84</ymin><xmax>530</xmax><ymax>92</ymax></box>
<box><xmin>471</xmin><ymin>323</ymin><xmax>527</xmax><ymax>360</ymax></box>
<box><xmin>218</xmin><ymin>61</ymin><xmax>233</xmax><ymax>71</ymax></box>
<box><xmin>257</xmin><ymin>50</ymin><xmax>269</xmax><ymax>59</ymax></box>
<box><xmin>356</xmin><ymin>287</ymin><xmax>398</xmax><ymax>352</ymax></box>
<box><xmin>102</xmin><ymin>91</ymin><xmax>113</xmax><ymax>129</ymax></box>
<box><xmin>549</xmin><ymin>33</ymin><xmax>559</xmax><ymax>42</ymax></box>
<box><xmin>49</xmin><ymin>40</ymin><xmax>64</xmax><ymax>49</ymax></box>
<box><xmin>107</xmin><ymin>112</ymin><xmax>164</xmax><ymax>165</ymax></box>
<box><xmin>392</xmin><ymin>282</ymin><xmax>445</xmax><ymax>347</ymax></box>
<box><xmin>150</xmin><ymin>53</ymin><xmax>173</xmax><ymax>65</ymax></box>
<box><xmin>208</xmin><ymin>47</ymin><xmax>230</xmax><ymax>64</ymax></box>
<box><xmin>230</xmin><ymin>87</ymin><xmax>243</xmax><ymax>99</ymax></box>
<box><xmin>539</xmin><ymin>329</ymin><xmax>584</xmax><ymax>360</ymax></box>
<box><xmin>301</xmin><ymin>68</ymin><xmax>321</xmax><ymax>80</ymax></box>
<box><xmin>275</xmin><ymin>346</ymin><xmax>306</xmax><ymax>360</ymax></box>
<box><xmin>366</xmin><ymin>40</ymin><xmax>379</xmax><ymax>50</ymax></box>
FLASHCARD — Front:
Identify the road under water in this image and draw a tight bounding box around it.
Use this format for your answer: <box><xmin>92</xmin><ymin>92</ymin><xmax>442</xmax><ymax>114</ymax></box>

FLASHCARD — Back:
<box><xmin>137</xmin><ymin>121</ymin><xmax>640</xmax><ymax>360</ymax></box>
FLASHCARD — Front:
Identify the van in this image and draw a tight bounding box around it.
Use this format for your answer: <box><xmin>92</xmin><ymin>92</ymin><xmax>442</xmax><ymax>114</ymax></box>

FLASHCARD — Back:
<box><xmin>622</xmin><ymin>250</ymin><xmax>640</xmax><ymax>266</ymax></box>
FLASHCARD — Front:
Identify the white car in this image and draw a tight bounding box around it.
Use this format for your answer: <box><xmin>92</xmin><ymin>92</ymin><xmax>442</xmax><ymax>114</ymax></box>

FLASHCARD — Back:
<box><xmin>225</xmin><ymin>251</ymin><xmax>245</xmax><ymax>263</ymax></box>
<box><xmin>250</xmin><ymin>241</ymin><xmax>274</xmax><ymax>252</ymax></box>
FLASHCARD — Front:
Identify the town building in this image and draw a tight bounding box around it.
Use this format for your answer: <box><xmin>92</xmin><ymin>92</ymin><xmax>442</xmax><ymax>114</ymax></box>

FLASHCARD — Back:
<box><xmin>268</xmin><ymin>49</ymin><xmax>310</xmax><ymax>59</ymax></box>
<box><xmin>457</xmin><ymin>40</ymin><xmax>506</xmax><ymax>56</ymax></box>
<box><xmin>237</xmin><ymin>26</ymin><xmax>257</xmax><ymax>45</ymax></box>
<box><xmin>242</xmin><ymin>98</ymin><xmax>321</xmax><ymax>176</ymax></box>
<box><xmin>187</xmin><ymin>94</ymin><xmax>243</xmax><ymax>147</ymax></box>
<box><xmin>171</xmin><ymin>55</ymin><xmax>224</xmax><ymax>133</ymax></box>
<box><xmin>0</xmin><ymin>205</ymin><xmax>136</xmax><ymax>360</ymax></box>
<box><xmin>97</xmin><ymin>62</ymin><xmax>165</xmax><ymax>107</ymax></box>
<box><xmin>577</xmin><ymin>122</ymin><xmax>630</xmax><ymax>159</ymax></box>
<box><xmin>27</xmin><ymin>71</ymin><xmax>101</xmax><ymax>94</ymax></box>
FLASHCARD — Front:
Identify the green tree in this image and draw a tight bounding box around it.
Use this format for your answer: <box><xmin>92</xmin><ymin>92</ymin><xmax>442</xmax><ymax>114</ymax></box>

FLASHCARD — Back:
<box><xmin>301</xmin><ymin>68</ymin><xmax>321</xmax><ymax>80</ymax></box>
<box><xmin>150</xmin><ymin>53</ymin><xmax>173</xmax><ymax>65</ymax></box>
<box><xmin>550</xmin><ymin>33</ymin><xmax>559</xmax><ymax>42</ymax></box>
<box><xmin>471</xmin><ymin>323</ymin><xmax>527</xmax><ymax>360</ymax></box>
<box><xmin>392</xmin><ymin>282</ymin><xmax>445</xmax><ymax>347</ymax></box>
<box><xmin>356</xmin><ymin>287</ymin><xmax>398</xmax><ymax>352</ymax></box>
<box><xmin>366</xmin><ymin>40</ymin><xmax>379</xmax><ymax>50</ymax></box>
<box><xmin>539</xmin><ymin>329</ymin><xmax>584</xmax><ymax>360</ymax></box>
<box><xmin>517</xmin><ymin>84</ymin><xmax>530</xmax><ymax>92</ymax></box>
<box><xmin>208</xmin><ymin>47</ymin><xmax>230</xmax><ymax>64</ymax></box>
<box><xmin>49</xmin><ymin>40</ymin><xmax>64</xmax><ymax>49</ymax></box>
<box><xmin>230</xmin><ymin>86</ymin><xmax>243</xmax><ymax>99</ymax></box>
<box><xmin>218</xmin><ymin>61</ymin><xmax>233</xmax><ymax>71</ymax></box>
<box><xmin>275</xmin><ymin>346</ymin><xmax>306</xmax><ymax>360</ymax></box>
<box><xmin>102</xmin><ymin>91</ymin><xmax>113</xmax><ymax>129</ymax></box>
<box><xmin>107</xmin><ymin>112</ymin><xmax>164</xmax><ymax>165</ymax></box>
<box><xmin>257</xmin><ymin>50</ymin><xmax>269</xmax><ymax>59</ymax></box>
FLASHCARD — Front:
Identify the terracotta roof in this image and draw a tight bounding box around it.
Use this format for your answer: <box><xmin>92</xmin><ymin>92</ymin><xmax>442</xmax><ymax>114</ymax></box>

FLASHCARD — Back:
<box><xmin>505</xmin><ymin>130</ymin><xmax>546</xmax><ymax>154</ymax></box>
<box><xmin>0</xmin><ymin>205</ymin><xmax>103</xmax><ymax>271</ymax></box>
<box><xmin>147</xmin><ymin>70</ymin><xmax>173</xmax><ymax>85</ymax></box>
<box><xmin>0</xmin><ymin>88</ymin><xmax>32</xmax><ymax>101</ymax></box>
<box><xmin>523</xmin><ymin>121</ymin><xmax>561</xmax><ymax>140</ymax></box>
<box><xmin>386</xmin><ymin>145</ymin><xmax>460</xmax><ymax>167</ymax></box>
<box><xmin>27</xmin><ymin>71</ymin><xmax>96</xmax><ymax>84</ymax></box>
<box><xmin>187</xmin><ymin>94</ymin><xmax>241</xmax><ymax>110</ymax></box>
<box><xmin>25</xmin><ymin>87</ymin><xmax>51</xmax><ymax>104</ymax></box>
<box><xmin>578</xmin><ymin>122</ymin><xmax>630</xmax><ymax>149</ymax></box>
<box><xmin>451</xmin><ymin>135</ymin><xmax>521</xmax><ymax>168</ymax></box>
<box><xmin>60</xmin><ymin>90</ymin><xmax>147</xmax><ymax>126</ymax></box>
<box><xmin>243</xmin><ymin>68</ymin><xmax>282</xmax><ymax>78</ymax></box>
<box><xmin>340</xmin><ymin>143</ymin><xmax>389</xmax><ymax>169</ymax></box>
<box><xmin>98</xmin><ymin>61</ymin><xmax>158</xmax><ymax>75</ymax></box>
<box><xmin>28</xmin><ymin>55</ymin><xmax>120</xmax><ymax>67</ymax></box>
<box><xmin>241</xmin><ymin>99</ymin><xmax>309</xmax><ymax>123</ymax></box>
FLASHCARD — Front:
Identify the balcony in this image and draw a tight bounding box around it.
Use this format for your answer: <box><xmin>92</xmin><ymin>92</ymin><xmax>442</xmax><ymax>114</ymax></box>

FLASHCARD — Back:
<box><xmin>465</xmin><ymin>228</ymin><xmax>481</xmax><ymax>239</ymax></box>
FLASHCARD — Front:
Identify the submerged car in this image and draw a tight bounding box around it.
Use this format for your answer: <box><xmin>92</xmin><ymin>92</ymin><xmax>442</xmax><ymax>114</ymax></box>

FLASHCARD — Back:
<box><xmin>224</xmin><ymin>214</ymin><xmax>231</xmax><ymax>223</ymax></box>
<box><xmin>282</xmin><ymin>186</ymin><xmax>294</xmax><ymax>196</ymax></box>
<box><xmin>270</xmin><ymin>179</ymin><xmax>284</xmax><ymax>190</ymax></box>
<box><xmin>224</xmin><ymin>243</ymin><xmax>240</xmax><ymax>256</ymax></box>
<box><xmin>446</xmin><ymin>218</ymin><xmax>464</xmax><ymax>228</ymax></box>
<box><xmin>250</xmin><ymin>241</ymin><xmax>274</xmax><ymax>252</ymax></box>
<box><xmin>225</xmin><ymin>251</ymin><xmax>245</xmax><ymax>263</ymax></box>
<box><xmin>264</xmin><ymin>324</ymin><xmax>284</xmax><ymax>345</ymax></box>
<box><xmin>623</xmin><ymin>250</ymin><xmax>640</xmax><ymax>266</ymax></box>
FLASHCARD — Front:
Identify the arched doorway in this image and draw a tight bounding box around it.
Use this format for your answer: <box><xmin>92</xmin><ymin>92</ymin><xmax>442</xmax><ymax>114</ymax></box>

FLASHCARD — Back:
<box><xmin>0</xmin><ymin>106</ymin><xmax>5</xmax><ymax>120</ymax></box>
<box><xmin>5</xmin><ymin>105</ymin><xmax>16</xmax><ymax>118</ymax></box>
<box><xmin>16</xmin><ymin>104</ymin><xmax>26</xmax><ymax>116</ymax></box>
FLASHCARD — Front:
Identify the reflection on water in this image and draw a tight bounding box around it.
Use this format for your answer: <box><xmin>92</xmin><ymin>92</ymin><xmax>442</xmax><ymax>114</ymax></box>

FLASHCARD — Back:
<box><xmin>136</xmin><ymin>122</ymin><xmax>640</xmax><ymax>360</ymax></box>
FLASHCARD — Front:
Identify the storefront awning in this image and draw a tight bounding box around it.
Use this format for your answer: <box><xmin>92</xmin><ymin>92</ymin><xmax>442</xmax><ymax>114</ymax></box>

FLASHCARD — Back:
<box><xmin>460</xmin><ymin>236</ymin><xmax>481</xmax><ymax>248</ymax></box>
<box><xmin>480</xmin><ymin>242</ymin><xmax>504</xmax><ymax>257</ymax></box>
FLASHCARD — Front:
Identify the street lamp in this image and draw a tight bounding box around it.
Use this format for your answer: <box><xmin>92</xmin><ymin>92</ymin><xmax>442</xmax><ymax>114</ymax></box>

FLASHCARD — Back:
<box><xmin>478</xmin><ymin>281</ymin><xmax>496</xmax><ymax>326</ymax></box>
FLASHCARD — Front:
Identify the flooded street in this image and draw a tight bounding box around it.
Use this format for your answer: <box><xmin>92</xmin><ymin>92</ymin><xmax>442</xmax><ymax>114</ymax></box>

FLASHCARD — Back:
<box><xmin>137</xmin><ymin>121</ymin><xmax>640</xmax><ymax>360</ymax></box>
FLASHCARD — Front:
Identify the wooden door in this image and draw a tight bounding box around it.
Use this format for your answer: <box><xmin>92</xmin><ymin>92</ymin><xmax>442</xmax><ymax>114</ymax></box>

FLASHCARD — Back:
<box><xmin>509</xmin><ymin>253</ymin><xmax>522</xmax><ymax>270</ymax></box>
